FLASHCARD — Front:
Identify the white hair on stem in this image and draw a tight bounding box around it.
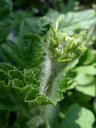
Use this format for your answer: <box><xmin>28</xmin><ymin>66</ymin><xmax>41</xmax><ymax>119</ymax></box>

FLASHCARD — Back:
<box><xmin>39</xmin><ymin>54</ymin><xmax>52</xmax><ymax>95</ymax></box>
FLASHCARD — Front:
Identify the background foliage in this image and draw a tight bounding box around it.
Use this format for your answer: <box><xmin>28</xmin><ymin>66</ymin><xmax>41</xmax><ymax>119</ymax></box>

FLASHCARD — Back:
<box><xmin>0</xmin><ymin>0</ymin><xmax>96</xmax><ymax>128</ymax></box>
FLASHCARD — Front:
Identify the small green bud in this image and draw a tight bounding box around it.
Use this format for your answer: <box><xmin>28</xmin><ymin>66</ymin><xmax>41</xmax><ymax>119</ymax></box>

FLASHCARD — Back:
<box><xmin>47</xmin><ymin>25</ymin><xmax>86</xmax><ymax>62</ymax></box>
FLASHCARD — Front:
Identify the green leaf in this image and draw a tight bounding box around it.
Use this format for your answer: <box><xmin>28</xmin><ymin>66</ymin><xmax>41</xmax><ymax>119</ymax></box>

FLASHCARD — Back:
<box><xmin>25</xmin><ymin>91</ymin><xmax>53</xmax><ymax>105</ymax></box>
<box><xmin>0</xmin><ymin>81</ymin><xmax>6</xmax><ymax>87</ymax></box>
<box><xmin>12</xmin><ymin>79</ymin><xmax>25</xmax><ymax>89</ymax></box>
<box><xmin>75</xmin><ymin>74</ymin><xmax>95</xmax><ymax>85</ymax></box>
<box><xmin>76</xmin><ymin>84</ymin><xmax>96</xmax><ymax>97</ymax></box>
<box><xmin>0</xmin><ymin>69</ymin><xmax>10</xmax><ymax>83</ymax></box>
<box><xmin>0</xmin><ymin>89</ymin><xmax>22</xmax><ymax>111</ymax></box>
<box><xmin>0</xmin><ymin>0</ymin><xmax>12</xmax><ymax>18</ymax></box>
<box><xmin>79</xmin><ymin>50</ymin><xmax>96</xmax><ymax>65</ymax></box>
<box><xmin>72</xmin><ymin>65</ymin><xmax>96</xmax><ymax>75</ymax></box>
<box><xmin>19</xmin><ymin>17</ymin><xmax>49</xmax><ymax>36</ymax></box>
<box><xmin>59</xmin><ymin>77</ymin><xmax>76</xmax><ymax>92</ymax></box>
<box><xmin>0</xmin><ymin>63</ymin><xmax>14</xmax><ymax>72</ymax></box>
<box><xmin>60</xmin><ymin>104</ymin><xmax>95</xmax><ymax>128</ymax></box>
<box><xmin>20</xmin><ymin>84</ymin><xmax>33</xmax><ymax>96</ymax></box>
<box><xmin>24</xmin><ymin>69</ymin><xmax>35</xmax><ymax>84</ymax></box>
<box><xmin>9</xmin><ymin>70</ymin><xmax>24</xmax><ymax>80</ymax></box>
<box><xmin>46</xmin><ymin>9</ymin><xmax>96</xmax><ymax>34</ymax></box>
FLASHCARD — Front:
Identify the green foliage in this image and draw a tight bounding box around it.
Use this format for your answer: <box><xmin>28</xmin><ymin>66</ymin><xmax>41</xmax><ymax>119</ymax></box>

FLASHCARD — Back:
<box><xmin>0</xmin><ymin>1</ymin><xmax>96</xmax><ymax>128</ymax></box>
<box><xmin>60</xmin><ymin>104</ymin><xmax>95</xmax><ymax>128</ymax></box>
<box><xmin>0</xmin><ymin>0</ymin><xmax>12</xmax><ymax>18</ymax></box>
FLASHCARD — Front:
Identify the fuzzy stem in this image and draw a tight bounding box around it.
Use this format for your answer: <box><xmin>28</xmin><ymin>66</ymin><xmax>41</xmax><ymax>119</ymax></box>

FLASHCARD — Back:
<box><xmin>39</xmin><ymin>54</ymin><xmax>52</xmax><ymax>95</ymax></box>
